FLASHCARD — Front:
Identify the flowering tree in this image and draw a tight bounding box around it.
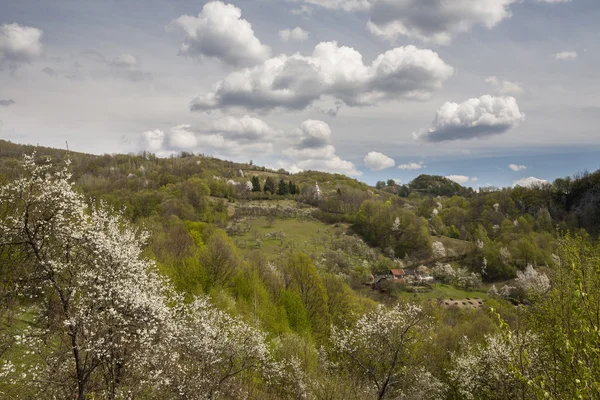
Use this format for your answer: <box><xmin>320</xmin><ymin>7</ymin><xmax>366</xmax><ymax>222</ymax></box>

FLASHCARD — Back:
<box><xmin>514</xmin><ymin>264</ymin><xmax>550</xmax><ymax>295</ymax></box>
<box><xmin>330</xmin><ymin>303</ymin><xmax>443</xmax><ymax>400</ymax></box>
<box><xmin>0</xmin><ymin>155</ymin><xmax>175</xmax><ymax>399</ymax></box>
<box><xmin>140</xmin><ymin>298</ymin><xmax>274</xmax><ymax>399</ymax></box>
<box><xmin>0</xmin><ymin>155</ymin><xmax>275</xmax><ymax>399</ymax></box>
<box><xmin>449</xmin><ymin>331</ymin><xmax>541</xmax><ymax>400</ymax></box>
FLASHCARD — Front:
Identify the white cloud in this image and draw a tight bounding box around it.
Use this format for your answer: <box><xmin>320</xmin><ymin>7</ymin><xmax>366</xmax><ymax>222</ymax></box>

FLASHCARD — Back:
<box><xmin>446</xmin><ymin>175</ymin><xmax>478</xmax><ymax>185</ymax></box>
<box><xmin>303</xmin><ymin>0</ymin><xmax>515</xmax><ymax>45</ymax></box>
<box><xmin>364</xmin><ymin>151</ymin><xmax>395</xmax><ymax>171</ymax></box>
<box><xmin>209</xmin><ymin>114</ymin><xmax>279</xmax><ymax>141</ymax></box>
<box><xmin>110</xmin><ymin>53</ymin><xmax>139</xmax><ymax>68</ymax></box>
<box><xmin>165</xmin><ymin>124</ymin><xmax>198</xmax><ymax>150</ymax></box>
<box><xmin>0</xmin><ymin>23</ymin><xmax>43</xmax><ymax>68</ymax></box>
<box><xmin>279</xmin><ymin>27</ymin><xmax>309</xmax><ymax>42</ymax></box>
<box><xmin>485</xmin><ymin>76</ymin><xmax>524</xmax><ymax>96</ymax></box>
<box><xmin>398</xmin><ymin>161</ymin><xmax>424</xmax><ymax>170</ymax></box>
<box><xmin>169</xmin><ymin>1</ymin><xmax>271</xmax><ymax>67</ymax></box>
<box><xmin>139</xmin><ymin>116</ymin><xmax>279</xmax><ymax>157</ymax></box>
<box><xmin>281</xmin><ymin>120</ymin><xmax>362</xmax><ymax>176</ymax></box>
<box><xmin>509</xmin><ymin>163</ymin><xmax>527</xmax><ymax>171</ymax></box>
<box><xmin>414</xmin><ymin>95</ymin><xmax>525</xmax><ymax>142</ymax></box>
<box><xmin>554</xmin><ymin>51</ymin><xmax>577</xmax><ymax>60</ymax></box>
<box><xmin>514</xmin><ymin>176</ymin><xmax>548</xmax><ymax>187</ymax></box>
<box><xmin>191</xmin><ymin>41</ymin><xmax>453</xmax><ymax>113</ymax></box>
<box><xmin>140</xmin><ymin>129</ymin><xmax>165</xmax><ymax>152</ymax></box>
<box><xmin>303</xmin><ymin>0</ymin><xmax>371</xmax><ymax>11</ymax></box>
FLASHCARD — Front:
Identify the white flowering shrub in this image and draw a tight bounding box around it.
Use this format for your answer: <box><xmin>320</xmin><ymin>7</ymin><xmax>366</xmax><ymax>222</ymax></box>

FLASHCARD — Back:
<box><xmin>514</xmin><ymin>265</ymin><xmax>550</xmax><ymax>295</ymax></box>
<box><xmin>0</xmin><ymin>155</ymin><xmax>274</xmax><ymax>399</ymax></box>
<box><xmin>432</xmin><ymin>241</ymin><xmax>446</xmax><ymax>258</ymax></box>
<box><xmin>432</xmin><ymin>263</ymin><xmax>455</xmax><ymax>284</ymax></box>
<box><xmin>139</xmin><ymin>298</ymin><xmax>274</xmax><ymax>399</ymax></box>
<box><xmin>331</xmin><ymin>303</ymin><xmax>442</xmax><ymax>399</ymax></box>
<box><xmin>449</xmin><ymin>332</ymin><xmax>541</xmax><ymax>400</ymax></box>
<box><xmin>488</xmin><ymin>284</ymin><xmax>499</xmax><ymax>298</ymax></box>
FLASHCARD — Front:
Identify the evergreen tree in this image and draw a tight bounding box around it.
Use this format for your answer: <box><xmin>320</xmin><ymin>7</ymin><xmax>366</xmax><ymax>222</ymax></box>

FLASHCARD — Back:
<box><xmin>263</xmin><ymin>176</ymin><xmax>276</xmax><ymax>194</ymax></box>
<box><xmin>251</xmin><ymin>175</ymin><xmax>261</xmax><ymax>192</ymax></box>
<box><xmin>278</xmin><ymin>179</ymin><xmax>289</xmax><ymax>195</ymax></box>
<box><xmin>288</xmin><ymin>180</ymin><xmax>296</xmax><ymax>195</ymax></box>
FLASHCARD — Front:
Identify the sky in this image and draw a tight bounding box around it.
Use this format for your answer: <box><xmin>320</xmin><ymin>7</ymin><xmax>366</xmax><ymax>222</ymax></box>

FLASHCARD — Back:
<box><xmin>0</xmin><ymin>0</ymin><xmax>599</xmax><ymax>188</ymax></box>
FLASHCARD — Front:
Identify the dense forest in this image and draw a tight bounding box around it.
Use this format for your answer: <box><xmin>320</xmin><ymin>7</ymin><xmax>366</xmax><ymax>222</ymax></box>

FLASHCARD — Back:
<box><xmin>1</xmin><ymin>139</ymin><xmax>600</xmax><ymax>399</ymax></box>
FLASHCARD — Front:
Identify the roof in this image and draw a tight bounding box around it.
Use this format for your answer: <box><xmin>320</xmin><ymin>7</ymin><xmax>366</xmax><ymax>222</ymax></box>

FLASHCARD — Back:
<box><xmin>390</xmin><ymin>269</ymin><xmax>404</xmax><ymax>276</ymax></box>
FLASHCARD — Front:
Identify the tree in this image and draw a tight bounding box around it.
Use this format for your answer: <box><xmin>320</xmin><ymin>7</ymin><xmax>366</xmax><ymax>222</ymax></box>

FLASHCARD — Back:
<box><xmin>283</xmin><ymin>253</ymin><xmax>330</xmax><ymax>340</ymax></box>
<box><xmin>0</xmin><ymin>155</ymin><xmax>174</xmax><ymax>399</ymax></box>
<box><xmin>387</xmin><ymin>179</ymin><xmax>395</xmax><ymax>186</ymax></box>
<box><xmin>278</xmin><ymin>179</ymin><xmax>289</xmax><ymax>196</ymax></box>
<box><xmin>145</xmin><ymin>298</ymin><xmax>274</xmax><ymax>399</ymax></box>
<box><xmin>198</xmin><ymin>231</ymin><xmax>240</xmax><ymax>288</ymax></box>
<box><xmin>449</xmin><ymin>332</ymin><xmax>541</xmax><ymax>400</ymax></box>
<box><xmin>288</xmin><ymin>180</ymin><xmax>297</xmax><ymax>195</ymax></box>
<box><xmin>264</xmin><ymin>177</ymin><xmax>276</xmax><ymax>194</ymax></box>
<box><xmin>331</xmin><ymin>303</ymin><xmax>442</xmax><ymax>400</ymax></box>
<box><xmin>525</xmin><ymin>233</ymin><xmax>600</xmax><ymax>399</ymax></box>
<box><xmin>376</xmin><ymin>181</ymin><xmax>386</xmax><ymax>190</ymax></box>
<box><xmin>251</xmin><ymin>175</ymin><xmax>261</xmax><ymax>192</ymax></box>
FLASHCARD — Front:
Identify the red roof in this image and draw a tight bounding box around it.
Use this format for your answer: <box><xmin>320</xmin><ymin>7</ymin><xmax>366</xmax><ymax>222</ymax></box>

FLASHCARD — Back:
<box><xmin>390</xmin><ymin>269</ymin><xmax>405</xmax><ymax>276</ymax></box>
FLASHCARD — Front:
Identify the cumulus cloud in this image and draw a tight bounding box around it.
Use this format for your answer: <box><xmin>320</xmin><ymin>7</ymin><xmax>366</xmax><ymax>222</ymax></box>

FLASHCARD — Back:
<box><xmin>364</xmin><ymin>151</ymin><xmax>395</xmax><ymax>171</ymax></box>
<box><xmin>281</xmin><ymin>120</ymin><xmax>362</xmax><ymax>176</ymax></box>
<box><xmin>139</xmin><ymin>116</ymin><xmax>278</xmax><ymax>157</ymax></box>
<box><xmin>446</xmin><ymin>175</ymin><xmax>478</xmax><ymax>185</ymax></box>
<box><xmin>509</xmin><ymin>163</ymin><xmax>527</xmax><ymax>171</ymax></box>
<box><xmin>169</xmin><ymin>1</ymin><xmax>271</xmax><ymax>67</ymax></box>
<box><xmin>398</xmin><ymin>161</ymin><xmax>424</xmax><ymax>170</ymax></box>
<box><xmin>209</xmin><ymin>114</ymin><xmax>280</xmax><ymax>142</ymax></box>
<box><xmin>140</xmin><ymin>129</ymin><xmax>165</xmax><ymax>152</ymax></box>
<box><xmin>414</xmin><ymin>95</ymin><xmax>525</xmax><ymax>142</ymax></box>
<box><xmin>303</xmin><ymin>0</ymin><xmax>515</xmax><ymax>44</ymax></box>
<box><xmin>279</xmin><ymin>27</ymin><xmax>309</xmax><ymax>42</ymax></box>
<box><xmin>0</xmin><ymin>99</ymin><xmax>15</xmax><ymax>107</ymax></box>
<box><xmin>514</xmin><ymin>176</ymin><xmax>548</xmax><ymax>187</ymax></box>
<box><xmin>0</xmin><ymin>23</ymin><xmax>43</xmax><ymax>68</ymax></box>
<box><xmin>554</xmin><ymin>51</ymin><xmax>577</xmax><ymax>60</ymax></box>
<box><xmin>485</xmin><ymin>76</ymin><xmax>524</xmax><ymax>96</ymax></box>
<box><xmin>191</xmin><ymin>41</ymin><xmax>453</xmax><ymax>113</ymax></box>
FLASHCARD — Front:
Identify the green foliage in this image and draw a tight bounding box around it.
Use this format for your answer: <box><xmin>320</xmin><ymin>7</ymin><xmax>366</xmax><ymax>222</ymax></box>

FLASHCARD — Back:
<box><xmin>264</xmin><ymin>176</ymin><xmax>276</xmax><ymax>194</ymax></box>
<box><xmin>278</xmin><ymin>179</ymin><xmax>289</xmax><ymax>196</ymax></box>
<box><xmin>284</xmin><ymin>253</ymin><xmax>331</xmax><ymax>341</ymax></box>
<box><xmin>251</xmin><ymin>175</ymin><xmax>261</xmax><ymax>192</ymax></box>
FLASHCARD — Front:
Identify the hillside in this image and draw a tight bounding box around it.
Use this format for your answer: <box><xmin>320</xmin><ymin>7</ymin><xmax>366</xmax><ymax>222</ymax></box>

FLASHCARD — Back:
<box><xmin>2</xmin><ymin>142</ymin><xmax>600</xmax><ymax>399</ymax></box>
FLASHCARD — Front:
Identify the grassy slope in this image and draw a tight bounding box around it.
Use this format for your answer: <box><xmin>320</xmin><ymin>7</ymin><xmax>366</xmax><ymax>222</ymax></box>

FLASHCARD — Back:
<box><xmin>231</xmin><ymin>216</ymin><xmax>346</xmax><ymax>259</ymax></box>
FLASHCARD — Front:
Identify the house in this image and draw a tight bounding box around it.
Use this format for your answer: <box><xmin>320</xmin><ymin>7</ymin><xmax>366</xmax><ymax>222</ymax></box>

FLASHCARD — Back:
<box><xmin>314</xmin><ymin>182</ymin><xmax>323</xmax><ymax>200</ymax></box>
<box><xmin>390</xmin><ymin>269</ymin><xmax>405</xmax><ymax>280</ymax></box>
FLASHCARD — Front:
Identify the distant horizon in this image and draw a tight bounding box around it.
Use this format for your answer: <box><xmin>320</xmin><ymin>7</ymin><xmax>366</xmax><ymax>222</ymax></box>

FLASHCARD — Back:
<box><xmin>1</xmin><ymin>0</ymin><xmax>599</xmax><ymax>189</ymax></box>
<box><xmin>4</xmin><ymin>137</ymin><xmax>599</xmax><ymax>191</ymax></box>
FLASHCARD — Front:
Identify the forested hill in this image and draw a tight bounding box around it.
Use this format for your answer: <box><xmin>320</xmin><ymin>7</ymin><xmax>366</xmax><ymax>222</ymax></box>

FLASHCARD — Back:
<box><xmin>2</xmin><ymin>140</ymin><xmax>600</xmax><ymax>399</ymax></box>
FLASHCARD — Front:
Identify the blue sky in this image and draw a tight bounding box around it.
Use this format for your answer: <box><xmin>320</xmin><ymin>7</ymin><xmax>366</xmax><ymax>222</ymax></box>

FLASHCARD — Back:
<box><xmin>0</xmin><ymin>0</ymin><xmax>598</xmax><ymax>188</ymax></box>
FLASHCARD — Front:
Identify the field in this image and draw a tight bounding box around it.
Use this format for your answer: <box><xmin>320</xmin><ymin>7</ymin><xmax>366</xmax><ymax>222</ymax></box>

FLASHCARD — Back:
<box><xmin>230</xmin><ymin>216</ymin><xmax>348</xmax><ymax>258</ymax></box>
<box><xmin>367</xmin><ymin>283</ymin><xmax>489</xmax><ymax>305</ymax></box>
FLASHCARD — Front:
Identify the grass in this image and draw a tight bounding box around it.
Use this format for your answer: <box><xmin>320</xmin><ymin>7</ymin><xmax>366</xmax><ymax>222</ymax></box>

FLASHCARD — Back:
<box><xmin>231</xmin><ymin>217</ymin><xmax>346</xmax><ymax>258</ymax></box>
<box><xmin>393</xmin><ymin>284</ymin><xmax>489</xmax><ymax>302</ymax></box>
<box><xmin>434</xmin><ymin>236</ymin><xmax>471</xmax><ymax>256</ymax></box>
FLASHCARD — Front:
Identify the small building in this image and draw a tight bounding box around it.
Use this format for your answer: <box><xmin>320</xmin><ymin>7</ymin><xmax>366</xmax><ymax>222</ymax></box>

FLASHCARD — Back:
<box><xmin>390</xmin><ymin>269</ymin><xmax>405</xmax><ymax>280</ymax></box>
<box><xmin>314</xmin><ymin>181</ymin><xmax>323</xmax><ymax>200</ymax></box>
